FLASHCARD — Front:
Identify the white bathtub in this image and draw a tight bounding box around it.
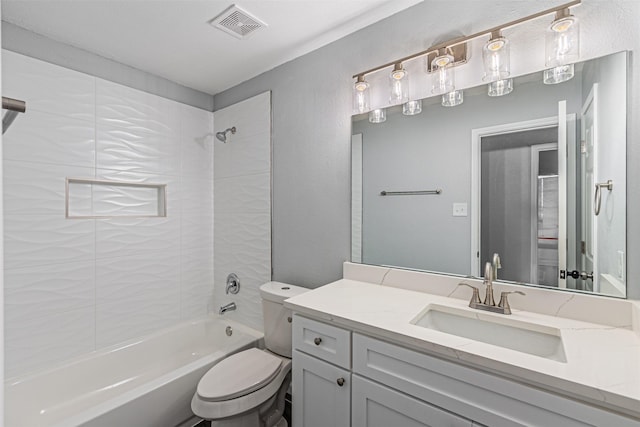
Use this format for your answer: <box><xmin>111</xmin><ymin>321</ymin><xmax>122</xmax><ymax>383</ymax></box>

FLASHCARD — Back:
<box><xmin>5</xmin><ymin>316</ymin><xmax>263</xmax><ymax>427</ymax></box>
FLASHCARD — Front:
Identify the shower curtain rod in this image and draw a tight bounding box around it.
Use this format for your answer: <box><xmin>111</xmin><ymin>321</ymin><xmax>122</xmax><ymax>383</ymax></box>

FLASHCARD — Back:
<box><xmin>2</xmin><ymin>96</ymin><xmax>27</xmax><ymax>135</ymax></box>
<box><xmin>2</xmin><ymin>96</ymin><xmax>26</xmax><ymax>113</ymax></box>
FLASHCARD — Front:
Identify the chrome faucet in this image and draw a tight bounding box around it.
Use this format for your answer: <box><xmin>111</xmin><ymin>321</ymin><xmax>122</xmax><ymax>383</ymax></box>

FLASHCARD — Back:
<box><xmin>219</xmin><ymin>302</ymin><xmax>237</xmax><ymax>314</ymax></box>
<box><xmin>483</xmin><ymin>262</ymin><xmax>496</xmax><ymax>306</ymax></box>
<box><xmin>457</xmin><ymin>260</ymin><xmax>525</xmax><ymax>315</ymax></box>
<box><xmin>492</xmin><ymin>253</ymin><xmax>501</xmax><ymax>281</ymax></box>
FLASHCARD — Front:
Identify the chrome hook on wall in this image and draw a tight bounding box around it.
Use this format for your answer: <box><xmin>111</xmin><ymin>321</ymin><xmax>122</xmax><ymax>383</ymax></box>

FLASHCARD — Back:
<box><xmin>594</xmin><ymin>180</ymin><xmax>613</xmax><ymax>216</ymax></box>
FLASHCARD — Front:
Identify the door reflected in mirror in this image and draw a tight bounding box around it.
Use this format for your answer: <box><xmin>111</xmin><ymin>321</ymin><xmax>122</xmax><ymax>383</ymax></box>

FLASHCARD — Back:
<box><xmin>351</xmin><ymin>51</ymin><xmax>627</xmax><ymax>297</ymax></box>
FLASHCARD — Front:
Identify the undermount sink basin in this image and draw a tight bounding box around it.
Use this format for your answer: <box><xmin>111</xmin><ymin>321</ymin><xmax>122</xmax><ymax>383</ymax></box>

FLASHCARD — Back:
<box><xmin>412</xmin><ymin>304</ymin><xmax>567</xmax><ymax>362</ymax></box>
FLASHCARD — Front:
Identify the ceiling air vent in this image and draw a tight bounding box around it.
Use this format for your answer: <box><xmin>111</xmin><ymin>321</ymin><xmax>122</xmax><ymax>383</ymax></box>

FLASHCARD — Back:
<box><xmin>209</xmin><ymin>4</ymin><xmax>267</xmax><ymax>39</ymax></box>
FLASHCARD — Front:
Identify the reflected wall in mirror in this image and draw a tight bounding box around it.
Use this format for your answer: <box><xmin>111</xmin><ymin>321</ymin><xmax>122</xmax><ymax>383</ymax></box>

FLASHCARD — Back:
<box><xmin>351</xmin><ymin>51</ymin><xmax>627</xmax><ymax>297</ymax></box>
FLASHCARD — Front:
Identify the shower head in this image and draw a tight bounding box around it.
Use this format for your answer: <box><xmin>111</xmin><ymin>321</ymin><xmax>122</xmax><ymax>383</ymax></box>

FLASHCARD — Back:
<box><xmin>215</xmin><ymin>126</ymin><xmax>236</xmax><ymax>143</ymax></box>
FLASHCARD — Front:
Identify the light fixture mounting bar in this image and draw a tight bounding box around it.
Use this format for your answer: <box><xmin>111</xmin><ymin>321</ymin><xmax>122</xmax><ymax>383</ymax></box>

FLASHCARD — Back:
<box><xmin>352</xmin><ymin>0</ymin><xmax>581</xmax><ymax>78</ymax></box>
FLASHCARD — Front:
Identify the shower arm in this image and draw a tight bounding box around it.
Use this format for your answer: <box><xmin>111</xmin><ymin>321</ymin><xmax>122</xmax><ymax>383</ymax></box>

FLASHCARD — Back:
<box><xmin>2</xmin><ymin>96</ymin><xmax>27</xmax><ymax>135</ymax></box>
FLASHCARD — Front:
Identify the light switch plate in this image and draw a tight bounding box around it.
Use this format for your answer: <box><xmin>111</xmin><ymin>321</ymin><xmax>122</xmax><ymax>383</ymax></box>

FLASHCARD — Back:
<box><xmin>453</xmin><ymin>203</ymin><xmax>468</xmax><ymax>217</ymax></box>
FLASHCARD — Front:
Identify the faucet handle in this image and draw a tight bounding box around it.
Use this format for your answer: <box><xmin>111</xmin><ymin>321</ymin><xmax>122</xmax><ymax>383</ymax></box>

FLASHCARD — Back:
<box><xmin>457</xmin><ymin>282</ymin><xmax>481</xmax><ymax>307</ymax></box>
<box><xmin>498</xmin><ymin>291</ymin><xmax>525</xmax><ymax>314</ymax></box>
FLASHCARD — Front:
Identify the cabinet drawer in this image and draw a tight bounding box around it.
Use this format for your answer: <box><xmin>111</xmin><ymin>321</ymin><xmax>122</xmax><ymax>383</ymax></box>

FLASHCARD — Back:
<box><xmin>353</xmin><ymin>333</ymin><xmax>639</xmax><ymax>427</ymax></box>
<box><xmin>352</xmin><ymin>375</ymin><xmax>472</xmax><ymax>427</ymax></box>
<box><xmin>293</xmin><ymin>315</ymin><xmax>351</xmax><ymax>369</ymax></box>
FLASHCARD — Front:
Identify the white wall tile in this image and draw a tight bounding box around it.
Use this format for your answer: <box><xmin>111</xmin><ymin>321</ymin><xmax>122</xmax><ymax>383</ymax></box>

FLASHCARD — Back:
<box><xmin>3</xmin><ymin>161</ymin><xmax>94</xmax><ymax>216</ymax></box>
<box><xmin>95</xmin><ymin>169</ymin><xmax>180</xmax><ymax>217</ymax></box>
<box><xmin>181</xmin><ymin>104</ymin><xmax>214</xmax><ymax>180</ymax></box>
<box><xmin>5</xmin><ymin>261</ymin><xmax>95</xmax><ymax>322</ymax></box>
<box><xmin>5</xmin><ymin>307</ymin><xmax>95</xmax><ymax>379</ymax></box>
<box><xmin>96</xmin><ymin>302</ymin><xmax>180</xmax><ymax>349</ymax></box>
<box><xmin>181</xmin><ymin>248</ymin><xmax>214</xmax><ymax>320</ymax></box>
<box><xmin>181</xmin><ymin>175</ymin><xmax>213</xmax><ymax>215</ymax></box>
<box><xmin>4</xmin><ymin>215</ymin><xmax>95</xmax><ymax>270</ymax></box>
<box><xmin>213</xmin><ymin>131</ymin><xmax>270</xmax><ymax>179</ymax></box>
<box><xmin>214</xmin><ymin>172</ymin><xmax>270</xmax><ymax>214</ymax></box>
<box><xmin>2</xmin><ymin>50</ymin><xmax>95</xmax><ymax>122</ymax></box>
<box><xmin>95</xmin><ymin>217</ymin><xmax>180</xmax><ymax>259</ymax></box>
<box><xmin>95</xmin><ymin>249</ymin><xmax>180</xmax><ymax>302</ymax></box>
<box><xmin>3</xmin><ymin>52</ymin><xmax>216</xmax><ymax>376</ymax></box>
<box><xmin>213</xmin><ymin>92</ymin><xmax>271</xmax><ymax>331</ymax></box>
<box><xmin>96</xmin><ymin>124</ymin><xmax>181</xmax><ymax>175</ymax></box>
<box><xmin>3</xmin><ymin>109</ymin><xmax>95</xmax><ymax>167</ymax></box>
<box><xmin>182</xmin><ymin>213</ymin><xmax>214</xmax><ymax>251</ymax></box>
<box><xmin>96</xmin><ymin>78</ymin><xmax>180</xmax><ymax>137</ymax></box>
<box><xmin>95</xmin><ymin>250</ymin><xmax>181</xmax><ymax>347</ymax></box>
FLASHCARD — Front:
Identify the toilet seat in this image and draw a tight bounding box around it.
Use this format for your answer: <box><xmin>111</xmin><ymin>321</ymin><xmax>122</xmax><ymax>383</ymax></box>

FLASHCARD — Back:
<box><xmin>197</xmin><ymin>348</ymin><xmax>283</xmax><ymax>401</ymax></box>
<box><xmin>192</xmin><ymin>348</ymin><xmax>292</xmax><ymax>420</ymax></box>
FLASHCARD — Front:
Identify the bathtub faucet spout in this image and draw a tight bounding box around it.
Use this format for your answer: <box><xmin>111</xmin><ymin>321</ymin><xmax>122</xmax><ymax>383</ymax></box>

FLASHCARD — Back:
<box><xmin>219</xmin><ymin>302</ymin><xmax>237</xmax><ymax>315</ymax></box>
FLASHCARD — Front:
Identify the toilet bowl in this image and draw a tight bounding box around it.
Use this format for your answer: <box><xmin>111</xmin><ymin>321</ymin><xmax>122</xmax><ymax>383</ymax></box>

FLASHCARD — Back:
<box><xmin>192</xmin><ymin>282</ymin><xmax>308</xmax><ymax>427</ymax></box>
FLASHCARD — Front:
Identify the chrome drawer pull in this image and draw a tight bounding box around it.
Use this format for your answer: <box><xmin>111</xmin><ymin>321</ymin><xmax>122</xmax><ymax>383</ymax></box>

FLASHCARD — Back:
<box><xmin>314</xmin><ymin>337</ymin><xmax>322</xmax><ymax>346</ymax></box>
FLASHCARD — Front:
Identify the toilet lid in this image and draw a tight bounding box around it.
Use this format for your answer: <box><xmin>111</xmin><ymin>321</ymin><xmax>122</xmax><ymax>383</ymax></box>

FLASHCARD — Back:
<box><xmin>197</xmin><ymin>348</ymin><xmax>283</xmax><ymax>402</ymax></box>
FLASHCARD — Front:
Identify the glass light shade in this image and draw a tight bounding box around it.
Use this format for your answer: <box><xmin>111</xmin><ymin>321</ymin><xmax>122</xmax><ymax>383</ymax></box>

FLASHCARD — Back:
<box><xmin>442</xmin><ymin>90</ymin><xmax>463</xmax><ymax>107</ymax></box>
<box><xmin>389</xmin><ymin>66</ymin><xmax>410</xmax><ymax>105</ymax></box>
<box><xmin>402</xmin><ymin>100</ymin><xmax>422</xmax><ymax>116</ymax></box>
<box><xmin>353</xmin><ymin>78</ymin><xmax>370</xmax><ymax>113</ymax></box>
<box><xmin>545</xmin><ymin>15</ymin><xmax>579</xmax><ymax>68</ymax></box>
<box><xmin>487</xmin><ymin>78</ymin><xmax>513</xmax><ymax>97</ymax></box>
<box><xmin>543</xmin><ymin>64</ymin><xmax>575</xmax><ymax>85</ymax></box>
<box><xmin>482</xmin><ymin>37</ymin><xmax>510</xmax><ymax>82</ymax></box>
<box><xmin>369</xmin><ymin>108</ymin><xmax>387</xmax><ymax>123</ymax></box>
<box><xmin>431</xmin><ymin>54</ymin><xmax>455</xmax><ymax>95</ymax></box>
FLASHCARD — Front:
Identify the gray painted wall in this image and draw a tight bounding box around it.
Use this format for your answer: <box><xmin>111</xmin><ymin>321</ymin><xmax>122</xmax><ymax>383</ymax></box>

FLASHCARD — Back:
<box><xmin>1</xmin><ymin>22</ymin><xmax>214</xmax><ymax>111</ymax></box>
<box><xmin>214</xmin><ymin>0</ymin><xmax>640</xmax><ymax>298</ymax></box>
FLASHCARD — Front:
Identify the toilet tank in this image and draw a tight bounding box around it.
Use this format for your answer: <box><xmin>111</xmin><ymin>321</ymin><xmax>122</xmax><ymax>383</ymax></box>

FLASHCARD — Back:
<box><xmin>259</xmin><ymin>282</ymin><xmax>308</xmax><ymax>358</ymax></box>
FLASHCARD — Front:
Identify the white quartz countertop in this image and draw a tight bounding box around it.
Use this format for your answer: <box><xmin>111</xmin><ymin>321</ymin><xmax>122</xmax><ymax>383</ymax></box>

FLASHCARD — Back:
<box><xmin>284</xmin><ymin>279</ymin><xmax>640</xmax><ymax>420</ymax></box>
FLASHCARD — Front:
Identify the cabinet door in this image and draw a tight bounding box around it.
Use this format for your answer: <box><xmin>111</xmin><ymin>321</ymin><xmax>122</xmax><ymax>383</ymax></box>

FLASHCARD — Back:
<box><xmin>352</xmin><ymin>375</ymin><xmax>472</xmax><ymax>427</ymax></box>
<box><xmin>292</xmin><ymin>350</ymin><xmax>350</xmax><ymax>427</ymax></box>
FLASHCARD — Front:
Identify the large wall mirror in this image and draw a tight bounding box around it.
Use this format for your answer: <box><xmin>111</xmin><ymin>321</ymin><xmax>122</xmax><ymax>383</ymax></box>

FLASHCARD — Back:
<box><xmin>351</xmin><ymin>51</ymin><xmax>627</xmax><ymax>298</ymax></box>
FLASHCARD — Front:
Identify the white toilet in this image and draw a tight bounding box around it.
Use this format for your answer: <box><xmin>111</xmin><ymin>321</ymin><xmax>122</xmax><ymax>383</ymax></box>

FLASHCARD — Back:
<box><xmin>192</xmin><ymin>281</ymin><xmax>308</xmax><ymax>427</ymax></box>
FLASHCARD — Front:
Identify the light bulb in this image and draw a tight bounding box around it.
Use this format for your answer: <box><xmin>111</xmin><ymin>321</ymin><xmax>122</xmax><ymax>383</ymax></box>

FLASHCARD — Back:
<box><xmin>389</xmin><ymin>64</ymin><xmax>409</xmax><ymax>105</ymax></box>
<box><xmin>353</xmin><ymin>76</ymin><xmax>370</xmax><ymax>113</ymax></box>
<box><xmin>430</xmin><ymin>52</ymin><xmax>455</xmax><ymax>95</ymax></box>
<box><xmin>544</xmin><ymin>10</ymin><xmax>579</xmax><ymax>84</ymax></box>
<box><xmin>482</xmin><ymin>35</ymin><xmax>510</xmax><ymax>82</ymax></box>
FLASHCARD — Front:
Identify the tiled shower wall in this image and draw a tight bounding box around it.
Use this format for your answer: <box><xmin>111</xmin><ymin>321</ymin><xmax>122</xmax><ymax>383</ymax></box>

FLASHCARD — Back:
<box><xmin>2</xmin><ymin>51</ymin><xmax>215</xmax><ymax>378</ymax></box>
<box><xmin>213</xmin><ymin>92</ymin><xmax>271</xmax><ymax>332</ymax></box>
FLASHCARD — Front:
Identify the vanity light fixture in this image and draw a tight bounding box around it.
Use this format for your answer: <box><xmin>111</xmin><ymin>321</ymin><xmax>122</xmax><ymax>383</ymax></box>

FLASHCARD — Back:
<box><xmin>353</xmin><ymin>75</ymin><xmax>371</xmax><ymax>114</ymax></box>
<box><xmin>389</xmin><ymin>63</ymin><xmax>410</xmax><ymax>104</ymax></box>
<box><xmin>482</xmin><ymin>31</ymin><xmax>513</xmax><ymax>96</ymax></box>
<box><xmin>487</xmin><ymin>79</ymin><xmax>513</xmax><ymax>97</ymax></box>
<box><xmin>544</xmin><ymin>8</ymin><xmax>580</xmax><ymax>84</ymax></box>
<box><xmin>442</xmin><ymin>90</ymin><xmax>464</xmax><ymax>107</ymax></box>
<box><xmin>402</xmin><ymin>100</ymin><xmax>422</xmax><ymax>116</ymax></box>
<box><xmin>351</xmin><ymin>0</ymin><xmax>580</xmax><ymax>112</ymax></box>
<box><xmin>431</xmin><ymin>49</ymin><xmax>455</xmax><ymax>95</ymax></box>
<box><xmin>369</xmin><ymin>108</ymin><xmax>387</xmax><ymax>123</ymax></box>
